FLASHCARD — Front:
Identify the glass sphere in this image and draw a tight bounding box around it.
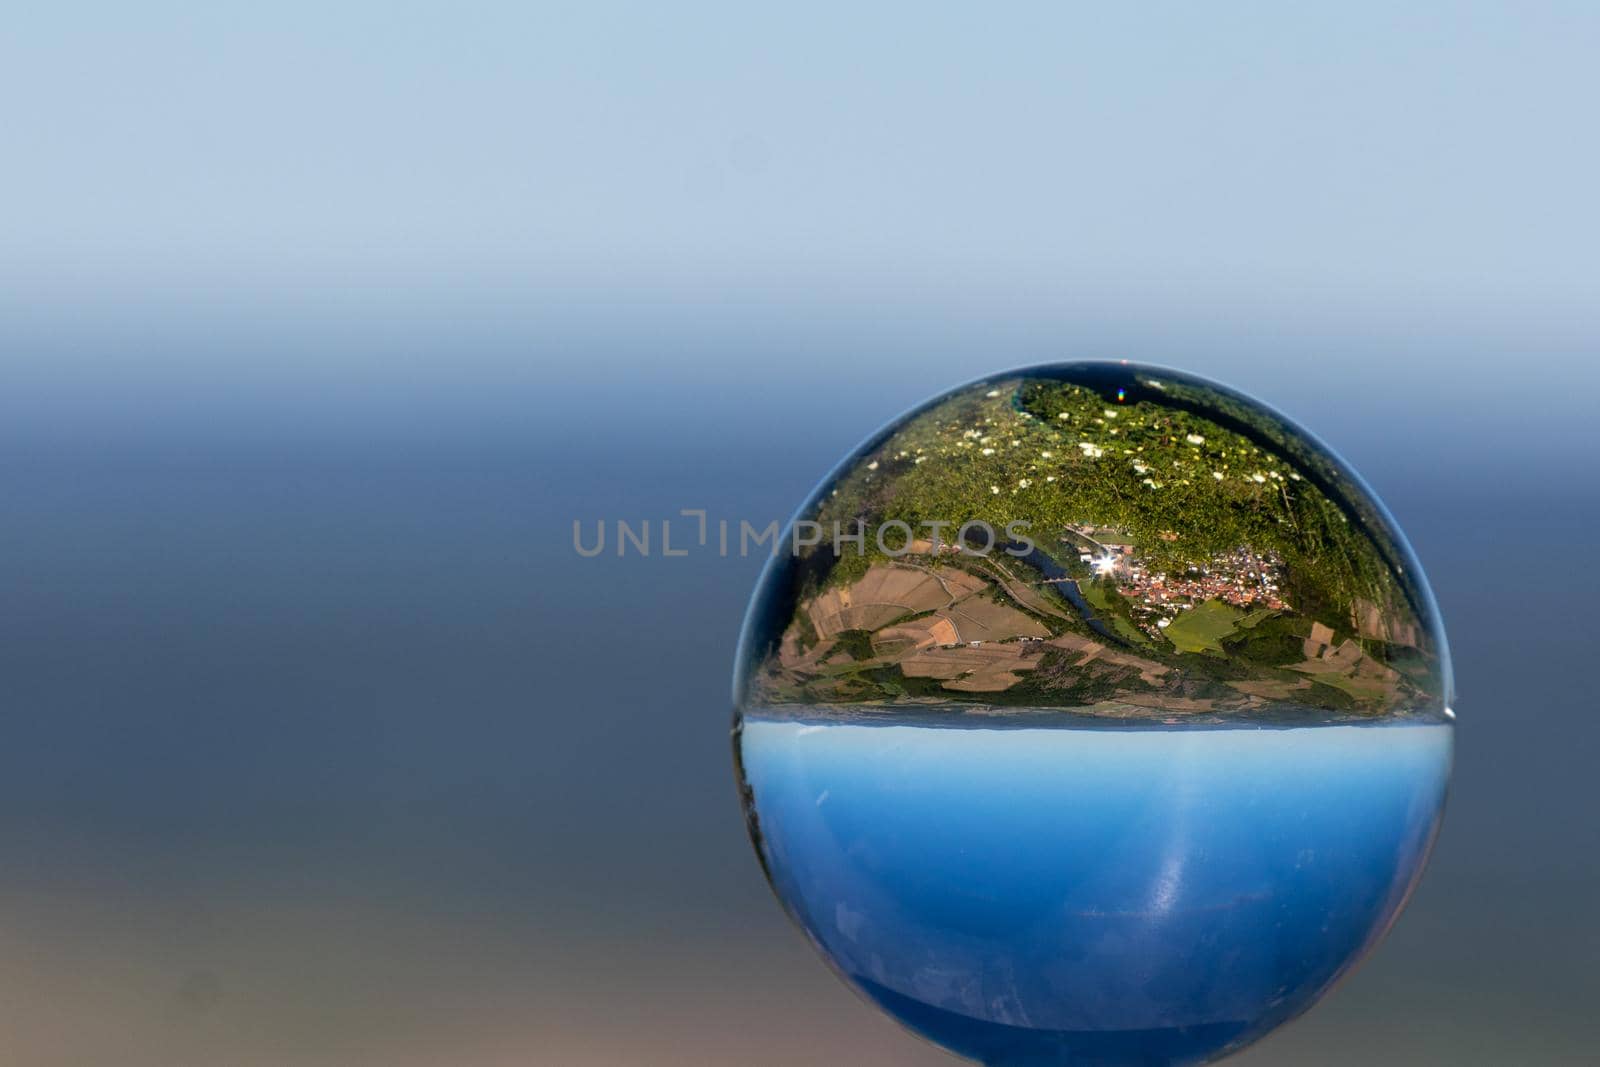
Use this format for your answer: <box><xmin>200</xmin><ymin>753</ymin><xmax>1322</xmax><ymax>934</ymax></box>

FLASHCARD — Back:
<box><xmin>732</xmin><ymin>363</ymin><xmax>1453</xmax><ymax>1066</ymax></box>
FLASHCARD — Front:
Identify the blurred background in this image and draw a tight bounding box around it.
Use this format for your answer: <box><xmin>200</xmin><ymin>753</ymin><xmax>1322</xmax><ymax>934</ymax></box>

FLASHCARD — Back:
<box><xmin>1</xmin><ymin>3</ymin><xmax>1596</xmax><ymax>1064</ymax></box>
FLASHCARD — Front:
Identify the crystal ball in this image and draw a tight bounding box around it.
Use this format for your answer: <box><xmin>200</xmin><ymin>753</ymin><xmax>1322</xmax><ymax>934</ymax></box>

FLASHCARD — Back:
<box><xmin>732</xmin><ymin>363</ymin><xmax>1453</xmax><ymax>1066</ymax></box>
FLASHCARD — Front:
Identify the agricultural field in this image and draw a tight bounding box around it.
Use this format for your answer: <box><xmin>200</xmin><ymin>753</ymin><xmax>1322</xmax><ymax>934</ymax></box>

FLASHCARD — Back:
<box><xmin>1163</xmin><ymin>600</ymin><xmax>1245</xmax><ymax>654</ymax></box>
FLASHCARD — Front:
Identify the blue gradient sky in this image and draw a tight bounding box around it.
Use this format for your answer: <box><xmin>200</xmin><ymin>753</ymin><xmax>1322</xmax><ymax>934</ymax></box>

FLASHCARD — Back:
<box><xmin>4</xmin><ymin>4</ymin><xmax>1597</xmax><ymax>508</ymax></box>
<box><xmin>3</xmin><ymin>3</ymin><xmax>1596</xmax><ymax>300</ymax></box>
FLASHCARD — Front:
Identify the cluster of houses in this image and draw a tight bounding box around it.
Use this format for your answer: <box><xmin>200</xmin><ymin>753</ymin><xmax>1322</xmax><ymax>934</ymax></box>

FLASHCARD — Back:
<box><xmin>1061</xmin><ymin>525</ymin><xmax>1288</xmax><ymax>638</ymax></box>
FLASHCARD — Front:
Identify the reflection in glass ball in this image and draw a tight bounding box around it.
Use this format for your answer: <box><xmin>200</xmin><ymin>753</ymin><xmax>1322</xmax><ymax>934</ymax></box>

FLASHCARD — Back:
<box><xmin>732</xmin><ymin>364</ymin><xmax>1453</xmax><ymax>1066</ymax></box>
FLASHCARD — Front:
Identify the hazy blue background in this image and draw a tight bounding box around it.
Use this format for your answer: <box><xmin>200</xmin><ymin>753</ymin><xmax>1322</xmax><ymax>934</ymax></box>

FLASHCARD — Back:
<box><xmin>1</xmin><ymin>4</ymin><xmax>1596</xmax><ymax>1064</ymax></box>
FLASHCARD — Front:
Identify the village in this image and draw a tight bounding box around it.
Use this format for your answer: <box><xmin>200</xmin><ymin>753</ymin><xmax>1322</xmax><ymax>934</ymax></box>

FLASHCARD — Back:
<box><xmin>1061</xmin><ymin>524</ymin><xmax>1288</xmax><ymax>640</ymax></box>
